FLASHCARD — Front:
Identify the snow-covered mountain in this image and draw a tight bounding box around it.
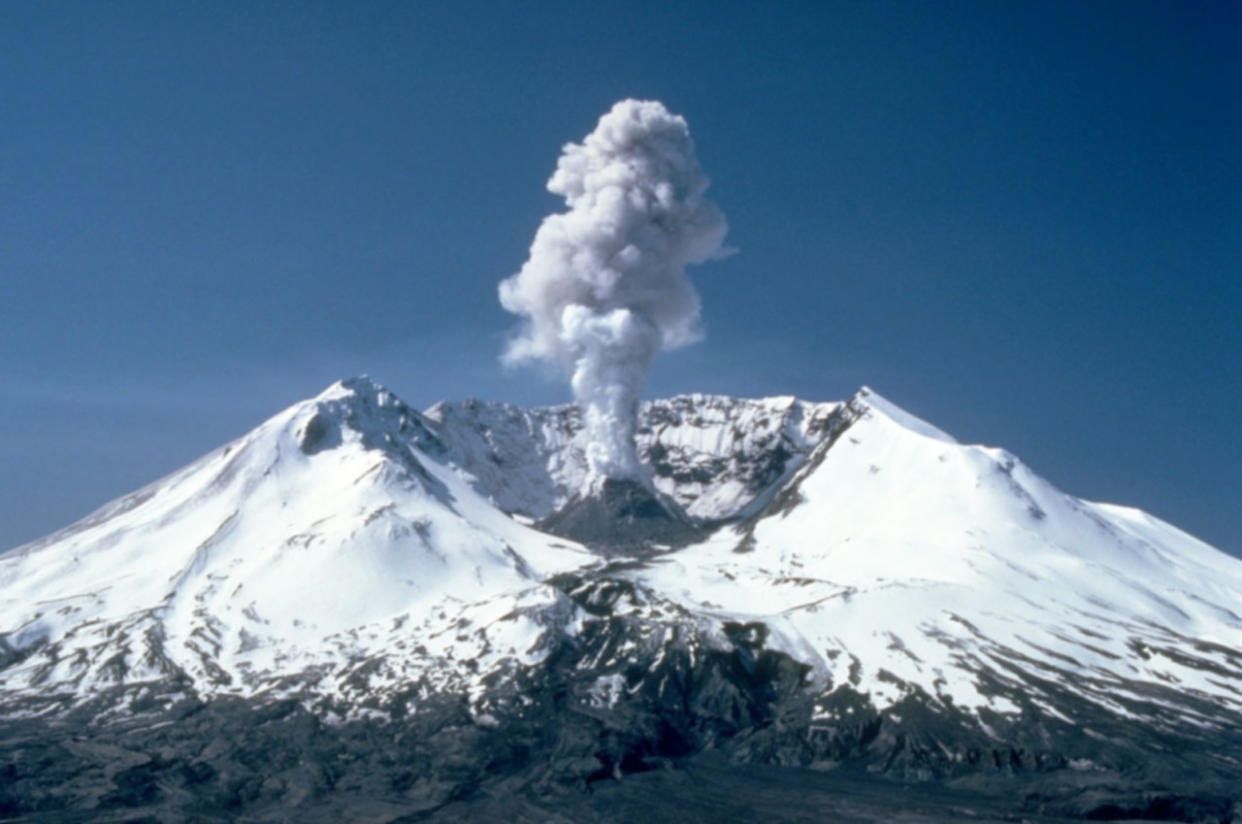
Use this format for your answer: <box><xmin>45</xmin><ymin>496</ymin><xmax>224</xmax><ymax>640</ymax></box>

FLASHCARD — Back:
<box><xmin>2</xmin><ymin>377</ymin><xmax>1240</xmax><ymax>821</ymax></box>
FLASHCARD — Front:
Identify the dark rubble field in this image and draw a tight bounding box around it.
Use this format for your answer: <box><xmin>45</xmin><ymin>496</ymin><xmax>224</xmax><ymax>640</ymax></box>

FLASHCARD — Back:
<box><xmin>1</xmin><ymin>695</ymin><xmax>1238</xmax><ymax>824</ymax></box>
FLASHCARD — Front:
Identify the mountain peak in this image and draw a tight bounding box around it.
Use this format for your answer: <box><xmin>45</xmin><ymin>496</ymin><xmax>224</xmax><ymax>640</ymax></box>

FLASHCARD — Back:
<box><xmin>852</xmin><ymin>385</ymin><xmax>957</xmax><ymax>443</ymax></box>
<box><xmin>310</xmin><ymin>374</ymin><xmax>396</xmax><ymax>408</ymax></box>
<box><xmin>294</xmin><ymin>376</ymin><xmax>441</xmax><ymax>458</ymax></box>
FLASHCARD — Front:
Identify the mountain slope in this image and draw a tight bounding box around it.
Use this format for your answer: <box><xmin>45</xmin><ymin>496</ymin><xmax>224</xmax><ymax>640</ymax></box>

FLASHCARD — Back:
<box><xmin>0</xmin><ymin>378</ymin><xmax>590</xmax><ymax>709</ymax></box>
<box><xmin>639</xmin><ymin>388</ymin><xmax>1242</xmax><ymax>715</ymax></box>
<box><xmin>2</xmin><ymin>378</ymin><xmax>1240</xmax><ymax>822</ymax></box>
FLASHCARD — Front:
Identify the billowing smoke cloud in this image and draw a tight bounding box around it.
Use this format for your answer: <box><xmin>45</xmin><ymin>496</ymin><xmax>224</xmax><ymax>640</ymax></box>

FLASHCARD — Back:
<box><xmin>499</xmin><ymin>99</ymin><xmax>728</xmax><ymax>486</ymax></box>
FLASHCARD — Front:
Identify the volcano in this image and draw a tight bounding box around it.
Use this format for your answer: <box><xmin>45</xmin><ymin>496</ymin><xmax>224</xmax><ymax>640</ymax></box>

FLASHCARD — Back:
<box><xmin>1</xmin><ymin>378</ymin><xmax>1240</xmax><ymax>822</ymax></box>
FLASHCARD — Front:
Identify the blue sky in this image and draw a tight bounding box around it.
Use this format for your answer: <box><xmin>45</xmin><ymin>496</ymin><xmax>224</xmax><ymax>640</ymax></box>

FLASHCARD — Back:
<box><xmin>2</xmin><ymin>1</ymin><xmax>1239</xmax><ymax>553</ymax></box>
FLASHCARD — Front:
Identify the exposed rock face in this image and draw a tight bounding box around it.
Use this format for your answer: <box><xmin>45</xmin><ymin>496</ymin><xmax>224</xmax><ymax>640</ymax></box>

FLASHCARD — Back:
<box><xmin>424</xmin><ymin>393</ymin><xmax>841</xmax><ymax>522</ymax></box>
<box><xmin>537</xmin><ymin>478</ymin><xmax>704</xmax><ymax>552</ymax></box>
<box><xmin>2</xmin><ymin>378</ymin><xmax>1241</xmax><ymax>822</ymax></box>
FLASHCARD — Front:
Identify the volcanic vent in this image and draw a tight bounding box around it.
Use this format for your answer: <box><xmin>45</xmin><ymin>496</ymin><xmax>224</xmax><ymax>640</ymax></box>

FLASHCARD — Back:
<box><xmin>538</xmin><ymin>476</ymin><xmax>704</xmax><ymax>552</ymax></box>
<box><xmin>497</xmin><ymin>99</ymin><xmax>729</xmax><ymax>552</ymax></box>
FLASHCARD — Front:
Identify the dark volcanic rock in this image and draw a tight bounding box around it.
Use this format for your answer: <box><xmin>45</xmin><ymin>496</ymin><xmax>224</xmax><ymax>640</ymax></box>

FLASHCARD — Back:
<box><xmin>537</xmin><ymin>478</ymin><xmax>705</xmax><ymax>552</ymax></box>
<box><xmin>3</xmin><ymin>573</ymin><xmax>1240</xmax><ymax>823</ymax></box>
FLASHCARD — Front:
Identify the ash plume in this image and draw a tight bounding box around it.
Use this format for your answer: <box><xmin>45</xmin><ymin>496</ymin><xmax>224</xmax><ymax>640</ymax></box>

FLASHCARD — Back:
<box><xmin>499</xmin><ymin>99</ymin><xmax>728</xmax><ymax>486</ymax></box>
